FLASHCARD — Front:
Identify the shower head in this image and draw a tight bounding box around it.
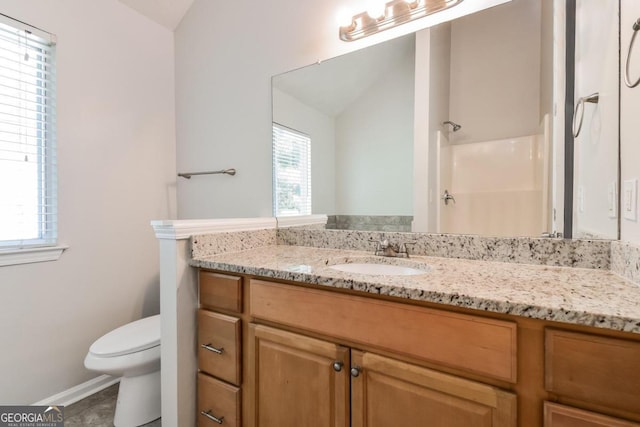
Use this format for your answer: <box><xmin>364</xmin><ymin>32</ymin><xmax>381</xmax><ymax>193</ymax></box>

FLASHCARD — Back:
<box><xmin>443</xmin><ymin>121</ymin><xmax>462</xmax><ymax>132</ymax></box>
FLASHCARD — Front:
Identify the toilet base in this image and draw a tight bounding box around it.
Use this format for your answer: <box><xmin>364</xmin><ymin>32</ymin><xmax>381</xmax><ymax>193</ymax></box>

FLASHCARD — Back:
<box><xmin>114</xmin><ymin>370</ymin><xmax>161</xmax><ymax>427</ymax></box>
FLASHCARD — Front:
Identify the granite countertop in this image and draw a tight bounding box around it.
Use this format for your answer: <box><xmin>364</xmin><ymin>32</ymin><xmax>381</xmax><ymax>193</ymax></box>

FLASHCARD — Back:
<box><xmin>190</xmin><ymin>245</ymin><xmax>640</xmax><ymax>334</ymax></box>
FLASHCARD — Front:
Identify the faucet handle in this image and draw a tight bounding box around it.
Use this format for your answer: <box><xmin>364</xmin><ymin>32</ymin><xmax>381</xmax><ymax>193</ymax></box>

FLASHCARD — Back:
<box><xmin>398</xmin><ymin>241</ymin><xmax>417</xmax><ymax>258</ymax></box>
<box><xmin>369</xmin><ymin>238</ymin><xmax>384</xmax><ymax>256</ymax></box>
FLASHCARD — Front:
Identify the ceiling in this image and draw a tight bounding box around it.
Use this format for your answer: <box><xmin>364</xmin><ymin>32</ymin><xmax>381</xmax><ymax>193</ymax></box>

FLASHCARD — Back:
<box><xmin>272</xmin><ymin>34</ymin><xmax>415</xmax><ymax>117</ymax></box>
<box><xmin>118</xmin><ymin>0</ymin><xmax>194</xmax><ymax>30</ymax></box>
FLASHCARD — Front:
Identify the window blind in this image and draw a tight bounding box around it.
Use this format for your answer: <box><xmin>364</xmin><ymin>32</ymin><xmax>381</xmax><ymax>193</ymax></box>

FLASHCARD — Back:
<box><xmin>272</xmin><ymin>123</ymin><xmax>311</xmax><ymax>216</ymax></box>
<box><xmin>0</xmin><ymin>15</ymin><xmax>57</xmax><ymax>249</ymax></box>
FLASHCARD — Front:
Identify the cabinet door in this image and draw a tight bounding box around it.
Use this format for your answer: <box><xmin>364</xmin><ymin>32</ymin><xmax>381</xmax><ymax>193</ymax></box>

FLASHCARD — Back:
<box><xmin>544</xmin><ymin>402</ymin><xmax>640</xmax><ymax>427</ymax></box>
<box><xmin>351</xmin><ymin>350</ymin><xmax>516</xmax><ymax>427</ymax></box>
<box><xmin>249</xmin><ymin>324</ymin><xmax>350</xmax><ymax>427</ymax></box>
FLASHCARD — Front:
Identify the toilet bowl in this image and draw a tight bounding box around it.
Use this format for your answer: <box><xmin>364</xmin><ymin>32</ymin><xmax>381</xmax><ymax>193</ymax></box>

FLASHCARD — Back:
<box><xmin>84</xmin><ymin>315</ymin><xmax>161</xmax><ymax>427</ymax></box>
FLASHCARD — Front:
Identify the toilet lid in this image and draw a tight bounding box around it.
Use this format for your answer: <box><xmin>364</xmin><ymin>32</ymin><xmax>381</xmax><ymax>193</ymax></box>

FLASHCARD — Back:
<box><xmin>90</xmin><ymin>315</ymin><xmax>160</xmax><ymax>357</ymax></box>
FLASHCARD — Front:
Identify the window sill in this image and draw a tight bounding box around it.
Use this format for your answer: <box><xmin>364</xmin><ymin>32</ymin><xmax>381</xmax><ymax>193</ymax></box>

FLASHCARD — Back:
<box><xmin>0</xmin><ymin>245</ymin><xmax>68</xmax><ymax>267</ymax></box>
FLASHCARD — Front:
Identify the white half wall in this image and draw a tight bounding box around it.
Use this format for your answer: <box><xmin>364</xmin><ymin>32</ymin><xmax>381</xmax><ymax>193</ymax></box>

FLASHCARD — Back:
<box><xmin>0</xmin><ymin>0</ymin><xmax>175</xmax><ymax>404</ymax></box>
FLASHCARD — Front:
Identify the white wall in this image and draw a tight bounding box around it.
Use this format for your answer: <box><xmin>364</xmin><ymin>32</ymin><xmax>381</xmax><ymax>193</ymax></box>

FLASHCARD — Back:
<box><xmin>335</xmin><ymin>53</ymin><xmax>414</xmax><ymax>215</ymax></box>
<box><xmin>621</xmin><ymin>0</ymin><xmax>640</xmax><ymax>244</ymax></box>
<box><xmin>0</xmin><ymin>0</ymin><xmax>175</xmax><ymax>404</ymax></box>
<box><xmin>413</xmin><ymin>25</ymin><xmax>451</xmax><ymax>232</ymax></box>
<box><xmin>449</xmin><ymin>0</ymin><xmax>543</xmax><ymax>144</ymax></box>
<box><xmin>174</xmin><ymin>0</ymin><xmax>511</xmax><ymax>220</ymax></box>
<box><xmin>272</xmin><ymin>88</ymin><xmax>336</xmax><ymax>214</ymax></box>
<box><xmin>573</xmin><ymin>0</ymin><xmax>619</xmax><ymax>239</ymax></box>
<box><xmin>427</xmin><ymin>25</ymin><xmax>452</xmax><ymax>231</ymax></box>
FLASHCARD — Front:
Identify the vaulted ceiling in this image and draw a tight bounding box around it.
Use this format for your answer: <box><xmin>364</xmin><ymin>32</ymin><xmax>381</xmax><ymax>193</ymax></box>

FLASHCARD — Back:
<box><xmin>118</xmin><ymin>0</ymin><xmax>194</xmax><ymax>30</ymax></box>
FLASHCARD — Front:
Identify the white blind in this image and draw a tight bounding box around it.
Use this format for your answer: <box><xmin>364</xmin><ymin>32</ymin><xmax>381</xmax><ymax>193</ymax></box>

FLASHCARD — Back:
<box><xmin>272</xmin><ymin>123</ymin><xmax>311</xmax><ymax>216</ymax></box>
<box><xmin>0</xmin><ymin>15</ymin><xmax>57</xmax><ymax>249</ymax></box>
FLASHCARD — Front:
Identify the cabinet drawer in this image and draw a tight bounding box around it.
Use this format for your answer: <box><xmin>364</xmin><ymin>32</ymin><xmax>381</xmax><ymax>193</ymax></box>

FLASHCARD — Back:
<box><xmin>198</xmin><ymin>309</ymin><xmax>241</xmax><ymax>385</ymax></box>
<box><xmin>198</xmin><ymin>373</ymin><xmax>241</xmax><ymax>427</ymax></box>
<box><xmin>544</xmin><ymin>402</ymin><xmax>640</xmax><ymax>427</ymax></box>
<box><xmin>250</xmin><ymin>280</ymin><xmax>517</xmax><ymax>382</ymax></box>
<box><xmin>545</xmin><ymin>329</ymin><xmax>640</xmax><ymax>414</ymax></box>
<box><xmin>200</xmin><ymin>271</ymin><xmax>242</xmax><ymax>313</ymax></box>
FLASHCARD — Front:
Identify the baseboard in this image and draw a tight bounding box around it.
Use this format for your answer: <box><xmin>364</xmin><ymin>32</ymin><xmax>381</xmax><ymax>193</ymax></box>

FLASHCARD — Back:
<box><xmin>33</xmin><ymin>374</ymin><xmax>121</xmax><ymax>407</ymax></box>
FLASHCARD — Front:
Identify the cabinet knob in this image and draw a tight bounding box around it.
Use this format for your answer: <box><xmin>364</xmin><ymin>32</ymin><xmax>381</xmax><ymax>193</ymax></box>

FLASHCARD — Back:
<box><xmin>350</xmin><ymin>366</ymin><xmax>361</xmax><ymax>377</ymax></box>
<box><xmin>332</xmin><ymin>361</ymin><xmax>343</xmax><ymax>372</ymax></box>
<box><xmin>200</xmin><ymin>410</ymin><xmax>224</xmax><ymax>424</ymax></box>
<box><xmin>201</xmin><ymin>343</ymin><xmax>224</xmax><ymax>354</ymax></box>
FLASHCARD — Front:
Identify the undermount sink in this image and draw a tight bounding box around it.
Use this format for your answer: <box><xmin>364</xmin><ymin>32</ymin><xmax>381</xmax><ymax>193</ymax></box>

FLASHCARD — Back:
<box><xmin>328</xmin><ymin>262</ymin><xmax>429</xmax><ymax>276</ymax></box>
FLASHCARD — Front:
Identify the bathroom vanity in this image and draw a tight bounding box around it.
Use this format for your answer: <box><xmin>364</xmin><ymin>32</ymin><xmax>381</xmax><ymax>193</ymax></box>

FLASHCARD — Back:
<box><xmin>191</xmin><ymin>244</ymin><xmax>640</xmax><ymax>427</ymax></box>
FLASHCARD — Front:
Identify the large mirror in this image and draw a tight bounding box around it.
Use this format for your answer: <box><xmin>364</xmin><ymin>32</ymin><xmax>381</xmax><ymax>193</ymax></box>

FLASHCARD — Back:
<box><xmin>572</xmin><ymin>0</ymin><xmax>619</xmax><ymax>239</ymax></box>
<box><xmin>272</xmin><ymin>0</ymin><xmax>619</xmax><ymax>239</ymax></box>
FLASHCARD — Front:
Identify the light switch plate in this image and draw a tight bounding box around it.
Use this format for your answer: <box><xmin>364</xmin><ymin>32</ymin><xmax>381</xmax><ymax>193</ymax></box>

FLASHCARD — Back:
<box><xmin>608</xmin><ymin>181</ymin><xmax>617</xmax><ymax>218</ymax></box>
<box><xmin>623</xmin><ymin>179</ymin><xmax>638</xmax><ymax>221</ymax></box>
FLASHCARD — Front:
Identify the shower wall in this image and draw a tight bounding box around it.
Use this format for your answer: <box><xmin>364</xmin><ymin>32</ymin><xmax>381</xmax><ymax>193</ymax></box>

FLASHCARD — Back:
<box><xmin>413</xmin><ymin>0</ymin><xmax>554</xmax><ymax>236</ymax></box>
<box><xmin>440</xmin><ymin>134</ymin><xmax>546</xmax><ymax>237</ymax></box>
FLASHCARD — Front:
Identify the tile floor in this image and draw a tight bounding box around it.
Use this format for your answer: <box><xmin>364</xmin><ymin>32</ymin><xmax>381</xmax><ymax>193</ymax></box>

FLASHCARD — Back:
<box><xmin>64</xmin><ymin>383</ymin><xmax>161</xmax><ymax>427</ymax></box>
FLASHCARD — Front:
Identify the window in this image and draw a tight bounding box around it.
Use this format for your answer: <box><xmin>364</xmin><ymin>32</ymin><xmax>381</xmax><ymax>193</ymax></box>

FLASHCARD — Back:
<box><xmin>0</xmin><ymin>15</ymin><xmax>57</xmax><ymax>255</ymax></box>
<box><xmin>272</xmin><ymin>123</ymin><xmax>311</xmax><ymax>216</ymax></box>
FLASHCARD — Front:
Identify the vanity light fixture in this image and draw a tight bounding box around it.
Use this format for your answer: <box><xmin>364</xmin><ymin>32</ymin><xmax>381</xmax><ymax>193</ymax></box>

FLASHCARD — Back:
<box><xmin>339</xmin><ymin>0</ymin><xmax>463</xmax><ymax>42</ymax></box>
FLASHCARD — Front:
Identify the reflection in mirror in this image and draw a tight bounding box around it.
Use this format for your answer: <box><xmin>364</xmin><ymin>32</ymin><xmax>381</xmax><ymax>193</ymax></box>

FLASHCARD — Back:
<box><xmin>273</xmin><ymin>35</ymin><xmax>415</xmax><ymax>232</ymax></box>
<box><xmin>414</xmin><ymin>0</ymin><xmax>558</xmax><ymax>238</ymax></box>
<box><xmin>572</xmin><ymin>0</ymin><xmax>619</xmax><ymax>239</ymax></box>
<box><xmin>272</xmin><ymin>0</ymin><xmax>618</xmax><ymax>239</ymax></box>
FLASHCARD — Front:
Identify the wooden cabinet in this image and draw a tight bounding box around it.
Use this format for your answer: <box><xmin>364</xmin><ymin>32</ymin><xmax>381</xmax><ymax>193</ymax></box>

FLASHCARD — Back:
<box><xmin>198</xmin><ymin>310</ymin><xmax>241</xmax><ymax>385</ymax></box>
<box><xmin>198</xmin><ymin>271</ymin><xmax>244</xmax><ymax>426</ymax></box>
<box><xmin>545</xmin><ymin>328</ymin><xmax>640</xmax><ymax>423</ymax></box>
<box><xmin>250</xmin><ymin>279</ymin><xmax>517</xmax><ymax>383</ymax></box>
<box><xmin>200</xmin><ymin>271</ymin><xmax>243</xmax><ymax>313</ymax></box>
<box><xmin>544</xmin><ymin>402</ymin><xmax>640</xmax><ymax>427</ymax></box>
<box><xmin>196</xmin><ymin>269</ymin><xmax>640</xmax><ymax>426</ymax></box>
<box><xmin>249</xmin><ymin>324</ymin><xmax>516</xmax><ymax>427</ymax></box>
<box><xmin>198</xmin><ymin>373</ymin><xmax>241</xmax><ymax>427</ymax></box>
<box><xmin>351</xmin><ymin>350</ymin><xmax>516</xmax><ymax>427</ymax></box>
<box><xmin>545</xmin><ymin>329</ymin><xmax>640</xmax><ymax>415</ymax></box>
<box><xmin>249</xmin><ymin>324</ymin><xmax>350</xmax><ymax>427</ymax></box>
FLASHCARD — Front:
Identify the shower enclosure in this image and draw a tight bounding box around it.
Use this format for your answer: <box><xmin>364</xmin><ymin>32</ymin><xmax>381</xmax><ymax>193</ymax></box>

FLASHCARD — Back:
<box><xmin>413</xmin><ymin>0</ymin><xmax>558</xmax><ymax>237</ymax></box>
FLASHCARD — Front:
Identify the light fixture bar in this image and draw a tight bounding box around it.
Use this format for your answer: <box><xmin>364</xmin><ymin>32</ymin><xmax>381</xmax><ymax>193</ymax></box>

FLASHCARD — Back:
<box><xmin>339</xmin><ymin>0</ymin><xmax>464</xmax><ymax>42</ymax></box>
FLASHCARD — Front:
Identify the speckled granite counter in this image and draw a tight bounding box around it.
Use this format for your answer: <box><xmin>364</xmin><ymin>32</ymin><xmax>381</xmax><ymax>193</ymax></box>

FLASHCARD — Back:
<box><xmin>191</xmin><ymin>245</ymin><xmax>640</xmax><ymax>334</ymax></box>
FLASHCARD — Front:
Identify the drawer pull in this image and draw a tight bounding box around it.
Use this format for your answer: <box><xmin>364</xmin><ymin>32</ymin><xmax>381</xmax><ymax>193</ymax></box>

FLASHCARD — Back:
<box><xmin>200</xmin><ymin>410</ymin><xmax>224</xmax><ymax>424</ymax></box>
<box><xmin>201</xmin><ymin>343</ymin><xmax>224</xmax><ymax>354</ymax></box>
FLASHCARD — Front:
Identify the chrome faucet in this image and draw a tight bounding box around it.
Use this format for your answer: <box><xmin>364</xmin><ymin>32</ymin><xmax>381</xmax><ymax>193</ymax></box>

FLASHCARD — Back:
<box><xmin>372</xmin><ymin>239</ymin><xmax>416</xmax><ymax>258</ymax></box>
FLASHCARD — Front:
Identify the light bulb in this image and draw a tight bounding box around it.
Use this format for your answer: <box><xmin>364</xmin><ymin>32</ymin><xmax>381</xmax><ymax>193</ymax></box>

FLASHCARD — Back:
<box><xmin>366</xmin><ymin>1</ymin><xmax>386</xmax><ymax>19</ymax></box>
<box><xmin>336</xmin><ymin>7</ymin><xmax>354</xmax><ymax>28</ymax></box>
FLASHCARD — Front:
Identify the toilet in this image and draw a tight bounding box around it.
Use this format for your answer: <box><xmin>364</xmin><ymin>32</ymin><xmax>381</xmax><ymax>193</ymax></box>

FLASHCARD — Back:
<box><xmin>84</xmin><ymin>315</ymin><xmax>161</xmax><ymax>427</ymax></box>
